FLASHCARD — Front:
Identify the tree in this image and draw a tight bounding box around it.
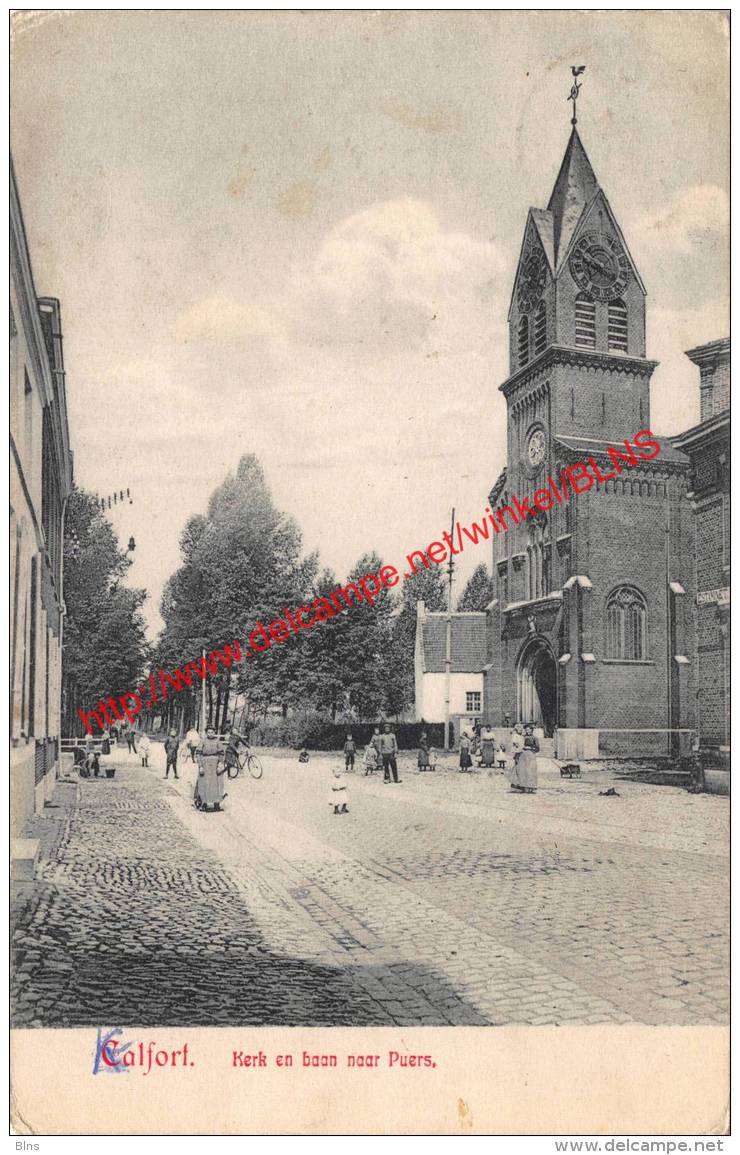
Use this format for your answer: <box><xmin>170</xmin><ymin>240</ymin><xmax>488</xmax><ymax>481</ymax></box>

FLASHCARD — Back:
<box><xmin>384</xmin><ymin>564</ymin><xmax>447</xmax><ymax>719</ymax></box>
<box><xmin>339</xmin><ymin>552</ymin><xmax>396</xmax><ymax>720</ymax></box>
<box><xmin>62</xmin><ymin>487</ymin><xmax>149</xmax><ymax>733</ymax></box>
<box><xmin>457</xmin><ymin>562</ymin><xmax>495</xmax><ymax>612</ymax></box>
<box><xmin>155</xmin><ymin>454</ymin><xmax>318</xmax><ymax>730</ymax></box>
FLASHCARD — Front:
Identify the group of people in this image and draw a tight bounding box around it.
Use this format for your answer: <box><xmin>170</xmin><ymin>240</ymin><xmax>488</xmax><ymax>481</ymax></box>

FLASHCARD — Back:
<box><xmin>327</xmin><ymin>718</ymin><xmax>540</xmax><ymax>814</ymax></box>
<box><xmin>137</xmin><ymin>723</ymin><xmax>252</xmax><ymax>814</ymax></box>
<box><xmin>342</xmin><ymin>724</ymin><xmax>402</xmax><ymax>784</ymax></box>
<box><xmin>338</xmin><ymin>719</ymin><xmax>540</xmax><ymax>792</ymax></box>
<box><xmin>459</xmin><ymin>721</ymin><xmax>540</xmax><ymax>793</ymax></box>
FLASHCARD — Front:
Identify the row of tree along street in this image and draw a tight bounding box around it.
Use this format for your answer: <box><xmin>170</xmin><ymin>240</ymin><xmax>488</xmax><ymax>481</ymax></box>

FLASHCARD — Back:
<box><xmin>63</xmin><ymin>453</ymin><xmax>494</xmax><ymax>737</ymax></box>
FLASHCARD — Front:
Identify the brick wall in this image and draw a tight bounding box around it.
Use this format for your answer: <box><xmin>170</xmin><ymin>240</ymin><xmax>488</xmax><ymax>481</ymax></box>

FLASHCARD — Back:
<box><xmin>700</xmin><ymin>360</ymin><xmax>730</xmax><ymax>421</ymax></box>
<box><xmin>696</xmin><ymin>499</ymin><xmax>727</xmax><ymax>587</ymax></box>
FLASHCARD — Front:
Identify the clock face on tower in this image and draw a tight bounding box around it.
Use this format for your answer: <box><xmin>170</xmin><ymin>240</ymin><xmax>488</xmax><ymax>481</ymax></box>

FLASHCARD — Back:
<box><xmin>516</xmin><ymin>248</ymin><xmax>547</xmax><ymax>314</ymax></box>
<box><xmin>526</xmin><ymin>427</ymin><xmax>547</xmax><ymax>472</ymax></box>
<box><xmin>569</xmin><ymin>231</ymin><xmax>630</xmax><ymax>302</ymax></box>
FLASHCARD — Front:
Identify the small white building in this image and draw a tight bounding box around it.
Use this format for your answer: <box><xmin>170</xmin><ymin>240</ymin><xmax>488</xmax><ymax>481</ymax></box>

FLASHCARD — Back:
<box><xmin>414</xmin><ymin>602</ymin><xmax>488</xmax><ymax>739</ymax></box>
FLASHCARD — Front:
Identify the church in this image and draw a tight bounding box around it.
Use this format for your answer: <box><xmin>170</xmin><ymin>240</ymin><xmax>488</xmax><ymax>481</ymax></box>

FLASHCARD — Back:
<box><xmin>482</xmin><ymin>115</ymin><xmax>696</xmax><ymax>760</ymax></box>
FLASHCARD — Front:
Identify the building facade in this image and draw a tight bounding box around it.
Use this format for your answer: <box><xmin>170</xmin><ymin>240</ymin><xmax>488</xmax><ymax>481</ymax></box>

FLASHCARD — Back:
<box><xmin>10</xmin><ymin>160</ymin><xmax>73</xmax><ymax>835</ymax></box>
<box><xmin>414</xmin><ymin>603</ymin><xmax>487</xmax><ymax>737</ymax></box>
<box><xmin>673</xmin><ymin>339</ymin><xmax>730</xmax><ymax>768</ymax></box>
<box><xmin>483</xmin><ymin>127</ymin><xmax>695</xmax><ymax>759</ymax></box>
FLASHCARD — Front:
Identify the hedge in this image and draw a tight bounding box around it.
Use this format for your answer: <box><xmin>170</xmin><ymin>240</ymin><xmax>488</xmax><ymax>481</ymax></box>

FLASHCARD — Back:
<box><xmin>249</xmin><ymin>716</ymin><xmax>446</xmax><ymax>751</ymax></box>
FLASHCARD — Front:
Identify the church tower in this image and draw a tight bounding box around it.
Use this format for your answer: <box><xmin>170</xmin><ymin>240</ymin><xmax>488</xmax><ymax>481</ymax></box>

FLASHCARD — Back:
<box><xmin>485</xmin><ymin>87</ymin><xmax>695</xmax><ymax>760</ymax></box>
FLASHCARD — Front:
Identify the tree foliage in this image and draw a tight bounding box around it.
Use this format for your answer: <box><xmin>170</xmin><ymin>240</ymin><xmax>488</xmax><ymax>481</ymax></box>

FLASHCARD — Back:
<box><xmin>384</xmin><ymin>564</ymin><xmax>447</xmax><ymax>719</ymax></box>
<box><xmin>457</xmin><ymin>562</ymin><xmax>495</xmax><ymax>612</ymax></box>
<box><xmin>62</xmin><ymin>487</ymin><xmax>149</xmax><ymax>731</ymax></box>
<box><xmin>155</xmin><ymin>454</ymin><xmax>318</xmax><ymax>728</ymax></box>
<box><xmin>154</xmin><ymin>453</ymin><xmax>456</xmax><ymax>728</ymax></box>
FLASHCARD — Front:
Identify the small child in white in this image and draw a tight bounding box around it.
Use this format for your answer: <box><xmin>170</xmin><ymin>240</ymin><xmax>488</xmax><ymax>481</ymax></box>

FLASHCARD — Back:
<box><xmin>329</xmin><ymin>765</ymin><xmax>350</xmax><ymax>814</ymax></box>
<box><xmin>138</xmin><ymin>732</ymin><xmax>151</xmax><ymax>767</ymax></box>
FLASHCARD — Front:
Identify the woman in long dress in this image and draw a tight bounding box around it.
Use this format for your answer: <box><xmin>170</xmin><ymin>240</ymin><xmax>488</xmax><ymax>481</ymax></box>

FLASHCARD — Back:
<box><xmin>459</xmin><ymin>732</ymin><xmax>473</xmax><ymax>772</ymax></box>
<box><xmin>512</xmin><ymin>723</ymin><xmax>539</xmax><ymax>793</ymax></box>
<box><xmin>480</xmin><ymin>725</ymin><xmax>496</xmax><ymax>768</ymax></box>
<box><xmin>508</xmin><ymin>724</ymin><xmax>525</xmax><ymax>790</ymax></box>
<box><xmin>194</xmin><ymin>726</ymin><xmax>227</xmax><ymax>812</ymax></box>
<box><xmin>417</xmin><ymin>731</ymin><xmax>431</xmax><ymax>772</ymax></box>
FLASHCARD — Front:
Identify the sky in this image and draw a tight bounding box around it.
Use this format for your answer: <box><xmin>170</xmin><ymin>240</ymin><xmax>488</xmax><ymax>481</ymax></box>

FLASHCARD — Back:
<box><xmin>11</xmin><ymin>11</ymin><xmax>729</xmax><ymax>637</ymax></box>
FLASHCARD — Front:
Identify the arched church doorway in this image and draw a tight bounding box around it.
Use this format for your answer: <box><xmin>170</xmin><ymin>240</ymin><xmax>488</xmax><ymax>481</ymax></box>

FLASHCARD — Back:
<box><xmin>517</xmin><ymin>638</ymin><xmax>558</xmax><ymax>736</ymax></box>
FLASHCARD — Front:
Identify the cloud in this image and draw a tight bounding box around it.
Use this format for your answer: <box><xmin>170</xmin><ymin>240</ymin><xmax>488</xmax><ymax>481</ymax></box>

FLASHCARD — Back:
<box><xmin>284</xmin><ymin>198</ymin><xmax>505</xmax><ymax>359</ymax></box>
<box><xmin>148</xmin><ymin>201</ymin><xmax>511</xmax><ymax>639</ymax></box>
<box><xmin>174</xmin><ymin>295</ymin><xmax>285</xmax><ymax>345</ymax></box>
<box><xmin>635</xmin><ymin>184</ymin><xmax>728</xmax><ymax>255</ymax></box>
<box><xmin>649</xmin><ymin>299</ymin><xmax>729</xmax><ymax>434</ymax></box>
<box><xmin>630</xmin><ymin>183</ymin><xmax>728</xmax><ymax>312</ymax></box>
<box><xmin>383</xmin><ymin>100</ymin><xmax>463</xmax><ymax>134</ymax></box>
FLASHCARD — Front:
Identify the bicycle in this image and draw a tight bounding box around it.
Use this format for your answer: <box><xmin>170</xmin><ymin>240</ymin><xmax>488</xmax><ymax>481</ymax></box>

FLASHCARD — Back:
<box><xmin>226</xmin><ymin>746</ymin><xmax>263</xmax><ymax>781</ymax></box>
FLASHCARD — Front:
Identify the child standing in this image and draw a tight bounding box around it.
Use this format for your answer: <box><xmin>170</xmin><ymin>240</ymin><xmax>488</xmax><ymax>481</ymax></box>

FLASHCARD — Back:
<box><xmin>329</xmin><ymin>765</ymin><xmax>350</xmax><ymax>814</ymax></box>
<box><xmin>343</xmin><ymin>734</ymin><xmax>356</xmax><ymax>772</ymax></box>
<box><xmin>138</xmin><ymin>732</ymin><xmax>151</xmax><ymax>767</ymax></box>
<box><xmin>363</xmin><ymin>744</ymin><xmax>378</xmax><ymax>775</ymax></box>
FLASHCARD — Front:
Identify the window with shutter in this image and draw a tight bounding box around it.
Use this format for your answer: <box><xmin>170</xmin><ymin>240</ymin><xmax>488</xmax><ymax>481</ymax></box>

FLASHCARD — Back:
<box><xmin>608</xmin><ymin>299</ymin><xmax>628</xmax><ymax>352</ymax></box>
<box><xmin>574</xmin><ymin>295</ymin><xmax>596</xmax><ymax>349</ymax></box>
<box><xmin>518</xmin><ymin>315</ymin><xmax>529</xmax><ymax>367</ymax></box>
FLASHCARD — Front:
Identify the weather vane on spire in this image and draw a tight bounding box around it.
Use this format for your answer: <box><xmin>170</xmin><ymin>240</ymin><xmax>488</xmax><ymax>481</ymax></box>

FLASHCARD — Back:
<box><xmin>568</xmin><ymin>65</ymin><xmax>586</xmax><ymax>126</ymax></box>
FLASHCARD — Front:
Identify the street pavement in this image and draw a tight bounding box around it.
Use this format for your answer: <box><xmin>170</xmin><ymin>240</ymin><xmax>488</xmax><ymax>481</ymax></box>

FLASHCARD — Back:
<box><xmin>11</xmin><ymin>743</ymin><xmax>729</xmax><ymax>1028</ymax></box>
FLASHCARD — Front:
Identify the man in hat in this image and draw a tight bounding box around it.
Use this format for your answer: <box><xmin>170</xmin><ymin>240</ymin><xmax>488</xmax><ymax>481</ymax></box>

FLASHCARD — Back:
<box><xmin>378</xmin><ymin>723</ymin><xmax>400</xmax><ymax>784</ymax></box>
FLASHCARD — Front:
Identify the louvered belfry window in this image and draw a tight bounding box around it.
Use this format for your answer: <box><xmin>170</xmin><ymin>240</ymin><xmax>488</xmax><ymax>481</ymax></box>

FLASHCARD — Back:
<box><xmin>574</xmin><ymin>294</ymin><xmax>596</xmax><ymax>349</ymax></box>
<box><xmin>608</xmin><ymin>299</ymin><xmax>628</xmax><ymax>352</ymax></box>
<box><xmin>518</xmin><ymin>315</ymin><xmax>529</xmax><ymax>367</ymax></box>
<box><xmin>533</xmin><ymin>300</ymin><xmax>547</xmax><ymax>356</ymax></box>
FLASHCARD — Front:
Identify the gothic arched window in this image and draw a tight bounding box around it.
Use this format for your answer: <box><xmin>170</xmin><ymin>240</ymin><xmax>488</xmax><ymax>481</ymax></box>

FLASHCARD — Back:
<box><xmin>608</xmin><ymin>299</ymin><xmax>628</xmax><ymax>353</ymax></box>
<box><xmin>574</xmin><ymin>294</ymin><xmax>596</xmax><ymax>349</ymax></box>
<box><xmin>606</xmin><ymin>586</ymin><xmax>647</xmax><ymax>660</ymax></box>
<box><xmin>518</xmin><ymin>315</ymin><xmax>529</xmax><ymax>367</ymax></box>
<box><xmin>533</xmin><ymin>300</ymin><xmax>547</xmax><ymax>356</ymax></box>
<box><xmin>526</xmin><ymin>521</ymin><xmax>549</xmax><ymax>601</ymax></box>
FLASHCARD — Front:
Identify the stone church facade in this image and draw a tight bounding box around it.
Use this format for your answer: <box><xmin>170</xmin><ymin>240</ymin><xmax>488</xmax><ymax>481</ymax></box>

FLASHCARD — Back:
<box><xmin>483</xmin><ymin>127</ymin><xmax>696</xmax><ymax>759</ymax></box>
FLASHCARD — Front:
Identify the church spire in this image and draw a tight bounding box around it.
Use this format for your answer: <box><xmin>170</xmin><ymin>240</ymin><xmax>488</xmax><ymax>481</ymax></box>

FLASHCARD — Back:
<box><xmin>546</xmin><ymin>126</ymin><xmax>600</xmax><ymax>267</ymax></box>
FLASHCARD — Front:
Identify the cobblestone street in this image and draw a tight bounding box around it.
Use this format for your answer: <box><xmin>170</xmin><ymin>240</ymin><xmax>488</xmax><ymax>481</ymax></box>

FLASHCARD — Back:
<box><xmin>11</xmin><ymin>746</ymin><xmax>729</xmax><ymax>1028</ymax></box>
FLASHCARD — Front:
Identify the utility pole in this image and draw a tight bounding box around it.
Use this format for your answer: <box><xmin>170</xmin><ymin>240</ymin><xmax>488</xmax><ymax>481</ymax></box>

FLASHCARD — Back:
<box><xmin>201</xmin><ymin>648</ymin><xmax>207</xmax><ymax>734</ymax></box>
<box><xmin>444</xmin><ymin>508</ymin><xmax>456</xmax><ymax>751</ymax></box>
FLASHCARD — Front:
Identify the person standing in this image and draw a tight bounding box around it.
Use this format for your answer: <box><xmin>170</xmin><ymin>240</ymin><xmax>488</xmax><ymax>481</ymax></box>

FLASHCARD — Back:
<box><xmin>329</xmin><ymin>765</ymin><xmax>350</xmax><ymax>814</ymax></box>
<box><xmin>459</xmin><ymin>731</ymin><xmax>473</xmax><ymax>772</ymax></box>
<box><xmin>417</xmin><ymin>731</ymin><xmax>431</xmax><ymax>772</ymax></box>
<box><xmin>125</xmin><ymin>725</ymin><xmax>137</xmax><ymax>754</ymax></box>
<box><xmin>343</xmin><ymin>734</ymin><xmax>356</xmax><ymax>772</ymax></box>
<box><xmin>164</xmin><ymin>730</ymin><xmax>179</xmax><ymax>779</ymax></box>
<box><xmin>138</xmin><ymin>732</ymin><xmax>151</xmax><ymax>768</ymax></box>
<box><xmin>185</xmin><ymin>726</ymin><xmax>200</xmax><ymax>762</ymax></box>
<box><xmin>195</xmin><ymin>725</ymin><xmax>227</xmax><ymax>812</ymax></box>
<box><xmin>508</xmin><ymin>723</ymin><xmax>526</xmax><ymax>791</ymax></box>
<box><xmin>378</xmin><ymin>723</ymin><xmax>400</xmax><ymax>784</ymax></box>
<box><xmin>480</xmin><ymin>725</ymin><xmax>496</xmax><ymax>768</ymax></box>
<box><xmin>517</xmin><ymin>724</ymin><xmax>540</xmax><ymax>793</ymax></box>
